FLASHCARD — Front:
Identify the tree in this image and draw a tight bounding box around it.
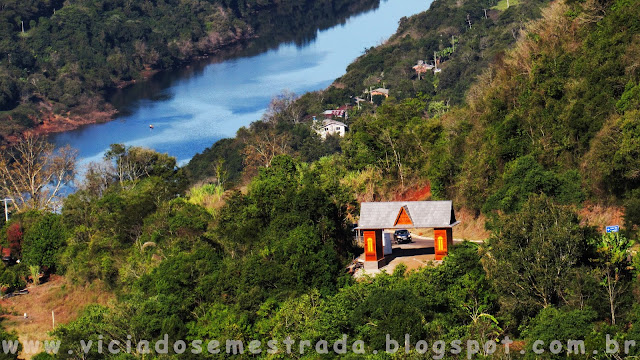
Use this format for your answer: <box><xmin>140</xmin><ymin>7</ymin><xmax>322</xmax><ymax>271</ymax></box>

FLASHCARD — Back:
<box><xmin>0</xmin><ymin>75</ymin><xmax>19</xmax><ymax>111</ymax></box>
<box><xmin>523</xmin><ymin>306</ymin><xmax>597</xmax><ymax>358</ymax></box>
<box><xmin>6</xmin><ymin>221</ymin><xmax>22</xmax><ymax>257</ymax></box>
<box><xmin>262</xmin><ymin>90</ymin><xmax>303</xmax><ymax>125</ymax></box>
<box><xmin>590</xmin><ymin>233</ymin><xmax>634</xmax><ymax>325</ymax></box>
<box><xmin>212</xmin><ymin>158</ymin><xmax>228</xmax><ymax>187</ymax></box>
<box><xmin>241</xmin><ymin>129</ymin><xmax>291</xmax><ymax>174</ymax></box>
<box><xmin>482</xmin><ymin>195</ymin><xmax>586</xmax><ymax>320</ymax></box>
<box><xmin>22</xmin><ymin>212</ymin><xmax>66</xmax><ymax>270</ymax></box>
<box><xmin>80</xmin><ymin>160</ymin><xmax>116</xmax><ymax>197</ymax></box>
<box><xmin>624</xmin><ymin>189</ymin><xmax>640</xmax><ymax>235</ymax></box>
<box><xmin>104</xmin><ymin>144</ymin><xmax>178</xmax><ymax>188</ymax></box>
<box><xmin>0</xmin><ymin>134</ymin><xmax>77</xmax><ymax>212</ymax></box>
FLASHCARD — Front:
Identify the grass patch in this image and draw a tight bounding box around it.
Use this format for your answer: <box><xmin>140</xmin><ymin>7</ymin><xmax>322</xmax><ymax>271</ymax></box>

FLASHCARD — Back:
<box><xmin>492</xmin><ymin>0</ymin><xmax>519</xmax><ymax>11</ymax></box>
<box><xmin>187</xmin><ymin>183</ymin><xmax>225</xmax><ymax>215</ymax></box>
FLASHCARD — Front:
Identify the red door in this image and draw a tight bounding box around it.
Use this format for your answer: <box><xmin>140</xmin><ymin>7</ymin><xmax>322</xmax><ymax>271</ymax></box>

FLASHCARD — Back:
<box><xmin>364</xmin><ymin>230</ymin><xmax>377</xmax><ymax>262</ymax></box>
<box><xmin>434</xmin><ymin>228</ymin><xmax>448</xmax><ymax>260</ymax></box>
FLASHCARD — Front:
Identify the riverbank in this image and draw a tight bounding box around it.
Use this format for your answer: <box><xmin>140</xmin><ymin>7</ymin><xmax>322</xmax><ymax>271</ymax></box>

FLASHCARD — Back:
<box><xmin>1</xmin><ymin>32</ymin><xmax>259</xmax><ymax>147</ymax></box>
<box><xmin>1</xmin><ymin>0</ymin><xmax>383</xmax><ymax>148</ymax></box>
<box><xmin>2</xmin><ymin>99</ymin><xmax>117</xmax><ymax>146</ymax></box>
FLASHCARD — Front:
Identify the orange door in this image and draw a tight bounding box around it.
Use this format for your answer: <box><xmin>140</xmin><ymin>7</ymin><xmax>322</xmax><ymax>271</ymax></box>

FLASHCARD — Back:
<box><xmin>434</xmin><ymin>228</ymin><xmax>448</xmax><ymax>260</ymax></box>
<box><xmin>364</xmin><ymin>230</ymin><xmax>377</xmax><ymax>262</ymax></box>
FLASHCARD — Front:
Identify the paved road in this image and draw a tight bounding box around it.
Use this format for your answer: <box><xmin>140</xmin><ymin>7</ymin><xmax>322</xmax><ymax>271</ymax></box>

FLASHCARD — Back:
<box><xmin>356</xmin><ymin>232</ymin><xmax>484</xmax><ymax>276</ymax></box>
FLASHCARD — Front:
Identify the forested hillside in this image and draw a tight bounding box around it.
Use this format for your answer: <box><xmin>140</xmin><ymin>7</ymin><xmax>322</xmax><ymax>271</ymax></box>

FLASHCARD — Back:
<box><xmin>184</xmin><ymin>0</ymin><xmax>552</xmax><ymax>184</ymax></box>
<box><xmin>0</xmin><ymin>0</ymin><xmax>379</xmax><ymax>143</ymax></box>
<box><xmin>336</xmin><ymin>0</ymin><xmax>548</xmax><ymax>104</ymax></box>
<box><xmin>188</xmin><ymin>0</ymin><xmax>640</xmax><ymax>217</ymax></box>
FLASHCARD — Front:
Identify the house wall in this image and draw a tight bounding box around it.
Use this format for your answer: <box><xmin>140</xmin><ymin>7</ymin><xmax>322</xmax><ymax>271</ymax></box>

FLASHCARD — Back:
<box><xmin>320</xmin><ymin>123</ymin><xmax>346</xmax><ymax>139</ymax></box>
<box><xmin>382</xmin><ymin>232</ymin><xmax>393</xmax><ymax>255</ymax></box>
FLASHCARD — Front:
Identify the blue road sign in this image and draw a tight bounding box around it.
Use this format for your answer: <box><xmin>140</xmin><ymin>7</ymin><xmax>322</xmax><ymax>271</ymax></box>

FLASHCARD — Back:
<box><xmin>606</xmin><ymin>225</ymin><xmax>620</xmax><ymax>233</ymax></box>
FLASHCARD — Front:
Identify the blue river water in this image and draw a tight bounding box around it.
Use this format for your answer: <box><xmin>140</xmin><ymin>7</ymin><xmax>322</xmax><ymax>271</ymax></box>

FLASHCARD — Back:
<box><xmin>53</xmin><ymin>0</ymin><xmax>431</xmax><ymax>167</ymax></box>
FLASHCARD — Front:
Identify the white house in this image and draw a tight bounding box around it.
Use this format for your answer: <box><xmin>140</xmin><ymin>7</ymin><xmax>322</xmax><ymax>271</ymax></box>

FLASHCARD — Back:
<box><xmin>317</xmin><ymin>119</ymin><xmax>347</xmax><ymax>139</ymax></box>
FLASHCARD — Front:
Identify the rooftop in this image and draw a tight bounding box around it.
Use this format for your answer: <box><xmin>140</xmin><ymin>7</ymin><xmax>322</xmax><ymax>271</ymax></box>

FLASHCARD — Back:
<box><xmin>322</xmin><ymin>119</ymin><xmax>347</xmax><ymax>127</ymax></box>
<box><xmin>357</xmin><ymin>201</ymin><xmax>459</xmax><ymax>229</ymax></box>
<box><xmin>371</xmin><ymin>88</ymin><xmax>389</xmax><ymax>95</ymax></box>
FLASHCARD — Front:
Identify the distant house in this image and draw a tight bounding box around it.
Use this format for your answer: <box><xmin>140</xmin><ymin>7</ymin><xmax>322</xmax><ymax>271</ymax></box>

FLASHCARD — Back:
<box><xmin>317</xmin><ymin>119</ymin><xmax>347</xmax><ymax>139</ymax></box>
<box><xmin>370</xmin><ymin>88</ymin><xmax>389</xmax><ymax>98</ymax></box>
<box><xmin>412</xmin><ymin>60</ymin><xmax>434</xmax><ymax>79</ymax></box>
<box><xmin>323</xmin><ymin>109</ymin><xmax>347</xmax><ymax>119</ymax></box>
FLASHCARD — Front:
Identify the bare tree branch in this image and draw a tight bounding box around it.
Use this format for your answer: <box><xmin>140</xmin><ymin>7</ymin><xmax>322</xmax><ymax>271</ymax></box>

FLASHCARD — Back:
<box><xmin>0</xmin><ymin>134</ymin><xmax>77</xmax><ymax>212</ymax></box>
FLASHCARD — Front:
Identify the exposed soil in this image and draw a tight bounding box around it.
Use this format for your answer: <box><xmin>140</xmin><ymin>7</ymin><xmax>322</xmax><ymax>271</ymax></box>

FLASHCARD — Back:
<box><xmin>392</xmin><ymin>182</ymin><xmax>432</xmax><ymax>201</ymax></box>
<box><xmin>578</xmin><ymin>202</ymin><xmax>625</xmax><ymax>231</ymax></box>
<box><xmin>0</xmin><ymin>275</ymin><xmax>113</xmax><ymax>359</ymax></box>
<box><xmin>3</xmin><ymin>103</ymin><xmax>117</xmax><ymax>146</ymax></box>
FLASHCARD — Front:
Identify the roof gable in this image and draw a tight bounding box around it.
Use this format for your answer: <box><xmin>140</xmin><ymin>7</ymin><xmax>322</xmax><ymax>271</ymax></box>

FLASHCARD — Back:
<box><xmin>394</xmin><ymin>206</ymin><xmax>413</xmax><ymax>226</ymax></box>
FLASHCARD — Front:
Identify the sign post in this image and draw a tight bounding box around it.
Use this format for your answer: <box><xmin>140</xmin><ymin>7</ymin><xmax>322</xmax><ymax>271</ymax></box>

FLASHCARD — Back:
<box><xmin>606</xmin><ymin>225</ymin><xmax>620</xmax><ymax>233</ymax></box>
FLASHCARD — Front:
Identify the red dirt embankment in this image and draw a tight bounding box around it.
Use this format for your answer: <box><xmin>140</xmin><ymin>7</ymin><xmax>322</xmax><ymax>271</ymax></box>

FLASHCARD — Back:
<box><xmin>3</xmin><ymin>101</ymin><xmax>117</xmax><ymax>145</ymax></box>
<box><xmin>33</xmin><ymin>110</ymin><xmax>116</xmax><ymax>136</ymax></box>
<box><xmin>392</xmin><ymin>182</ymin><xmax>432</xmax><ymax>201</ymax></box>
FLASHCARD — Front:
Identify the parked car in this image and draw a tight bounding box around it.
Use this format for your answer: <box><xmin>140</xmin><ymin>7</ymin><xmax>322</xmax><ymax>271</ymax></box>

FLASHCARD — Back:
<box><xmin>393</xmin><ymin>229</ymin><xmax>412</xmax><ymax>244</ymax></box>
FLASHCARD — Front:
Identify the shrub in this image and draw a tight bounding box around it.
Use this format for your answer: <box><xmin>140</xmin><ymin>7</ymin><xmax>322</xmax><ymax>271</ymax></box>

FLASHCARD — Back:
<box><xmin>6</xmin><ymin>222</ymin><xmax>22</xmax><ymax>256</ymax></box>
<box><xmin>22</xmin><ymin>213</ymin><xmax>66</xmax><ymax>270</ymax></box>
<box><xmin>523</xmin><ymin>306</ymin><xmax>598</xmax><ymax>359</ymax></box>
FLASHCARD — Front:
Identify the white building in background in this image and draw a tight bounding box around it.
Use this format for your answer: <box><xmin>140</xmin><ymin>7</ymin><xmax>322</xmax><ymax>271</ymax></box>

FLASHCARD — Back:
<box><xmin>317</xmin><ymin>119</ymin><xmax>347</xmax><ymax>139</ymax></box>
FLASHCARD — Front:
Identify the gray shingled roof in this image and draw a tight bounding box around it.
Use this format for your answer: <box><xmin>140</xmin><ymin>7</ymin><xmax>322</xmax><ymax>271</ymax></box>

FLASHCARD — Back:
<box><xmin>322</xmin><ymin>119</ymin><xmax>347</xmax><ymax>127</ymax></box>
<box><xmin>357</xmin><ymin>201</ymin><xmax>459</xmax><ymax>229</ymax></box>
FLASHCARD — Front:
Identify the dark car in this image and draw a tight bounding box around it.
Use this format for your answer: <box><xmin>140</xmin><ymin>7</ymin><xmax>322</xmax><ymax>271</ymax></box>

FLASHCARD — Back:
<box><xmin>393</xmin><ymin>229</ymin><xmax>412</xmax><ymax>244</ymax></box>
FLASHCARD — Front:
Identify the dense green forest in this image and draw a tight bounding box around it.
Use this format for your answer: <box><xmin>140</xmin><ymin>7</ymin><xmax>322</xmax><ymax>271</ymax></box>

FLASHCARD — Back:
<box><xmin>0</xmin><ymin>0</ymin><xmax>379</xmax><ymax>143</ymax></box>
<box><xmin>2</xmin><ymin>0</ymin><xmax>640</xmax><ymax>357</ymax></box>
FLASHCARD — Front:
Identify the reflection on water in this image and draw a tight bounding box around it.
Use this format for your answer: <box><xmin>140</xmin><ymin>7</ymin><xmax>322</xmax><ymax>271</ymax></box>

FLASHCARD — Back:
<box><xmin>53</xmin><ymin>0</ymin><xmax>430</xmax><ymax>167</ymax></box>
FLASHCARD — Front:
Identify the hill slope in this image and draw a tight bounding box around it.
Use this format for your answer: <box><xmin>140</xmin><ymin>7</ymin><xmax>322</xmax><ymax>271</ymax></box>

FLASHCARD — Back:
<box><xmin>0</xmin><ymin>0</ymin><xmax>379</xmax><ymax>144</ymax></box>
<box><xmin>184</xmin><ymin>0</ymin><xmax>552</xmax><ymax>185</ymax></box>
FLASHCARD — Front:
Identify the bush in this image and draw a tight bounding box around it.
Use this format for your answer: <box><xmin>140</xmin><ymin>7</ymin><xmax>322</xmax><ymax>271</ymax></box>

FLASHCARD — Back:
<box><xmin>523</xmin><ymin>306</ymin><xmax>598</xmax><ymax>359</ymax></box>
<box><xmin>32</xmin><ymin>353</ymin><xmax>55</xmax><ymax>360</ymax></box>
<box><xmin>484</xmin><ymin>156</ymin><xmax>585</xmax><ymax>213</ymax></box>
<box><xmin>0</xmin><ymin>265</ymin><xmax>26</xmax><ymax>293</ymax></box>
<box><xmin>6</xmin><ymin>222</ymin><xmax>22</xmax><ymax>257</ymax></box>
<box><xmin>22</xmin><ymin>213</ymin><xmax>66</xmax><ymax>270</ymax></box>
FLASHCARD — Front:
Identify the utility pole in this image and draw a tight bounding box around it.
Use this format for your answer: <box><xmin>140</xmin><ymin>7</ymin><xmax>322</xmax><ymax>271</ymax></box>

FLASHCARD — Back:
<box><xmin>1</xmin><ymin>199</ymin><xmax>12</xmax><ymax>222</ymax></box>
<box><xmin>21</xmin><ymin>21</ymin><xmax>24</xmax><ymax>33</ymax></box>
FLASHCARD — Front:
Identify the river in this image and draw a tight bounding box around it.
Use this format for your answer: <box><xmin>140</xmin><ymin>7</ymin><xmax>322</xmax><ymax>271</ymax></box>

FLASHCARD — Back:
<box><xmin>53</xmin><ymin>0</ymin><xmax>431</xmax><ymax>167</ymax></box>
